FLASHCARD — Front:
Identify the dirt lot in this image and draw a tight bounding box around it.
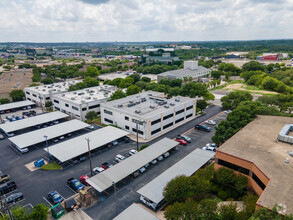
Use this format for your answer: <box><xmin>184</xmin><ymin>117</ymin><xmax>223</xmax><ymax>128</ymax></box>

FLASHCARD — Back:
<box><xmin>0</xmin><ymin>69</ymin><xmax>33</xmax><ymax>100</ymax></box>
<box><xmin>225</xmin><ymin>83</ymin><xmax>278</xmax><ymax>95</ymax></box>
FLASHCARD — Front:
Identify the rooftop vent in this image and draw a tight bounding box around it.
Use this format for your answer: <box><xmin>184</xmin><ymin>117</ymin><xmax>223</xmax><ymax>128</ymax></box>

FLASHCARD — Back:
<box><xmin>135</xmin><ymin>110</ymin><xmax>141</xmax><ymax>114</ymax></box>
<box><xmin>71</xmin><ymin>97</ymin><xmax>75</xmax><ymax>100</ymax></box>
<box><xmin>42</xmin><ymin>89</ymin><xmax>46</xmax><ymax>91</ymax></box>
<box><xmin>118</xmin><ymin>104</ymin><xmax>123</xmax><ymax>108</ymax></box>
<box><xmin>136</xmin><ymin>101</ymin><xmax>140</xmax><ymax>104</ymax></box>
<box><xmin>164</xmin><ymin>105</ymin><xmax>169</xmax><ymax>108</ymax></box>
<box><xmin>86</xmin><ymin>97</ymin><xmax>91</xmax><ymax>100</ymax></box>
<box><xmin>81</xmin><ymin>100</ymin><xmax>86</xmax><ymax>103</ymax></box>
<box><xmin>170</xmin><ymin>103</ymin><xmax>175</xmax><ymax>106</ymax></box>
<box><xmin>73</xmin><ymin>92</ymin><xmax>77</xmax><ymax>94</ymax></box>
<box><xmin>141</xmin><ymin>98</ymin><xmax>146</xmax><ymax>102</ymax></box>
<box><xmin>93</xmin><ymin>97</ymin><xmax>97</xmax><ymax>100</ymax></box>
<box><xmin>175</xmin><ymin>98</ymin><xmax>180</xmax><ymax>102</ymax></box>
<box><xmin>150</xmin><ymin>105</ymin><xmax>155</xmax><ymax>109</ymax></box>
<box><xmin>148</xmin><ymin>94</ymin><xmax>152</xmax><ymax>96</ymax></box>
<box><xmin>62</xmin><ymin>94</ymin><xmax>65</xmax><ymax>97</ymax></box>
<box><xmin>128</xmin><ymin>103</ymin><xmax>136</xmax><ymax>107</ymax></box>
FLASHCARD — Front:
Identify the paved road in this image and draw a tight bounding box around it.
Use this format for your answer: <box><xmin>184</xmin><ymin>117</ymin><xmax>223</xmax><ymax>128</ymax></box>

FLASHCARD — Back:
<box><xmin>0</xmin><ymin>105</ymin><xmax>223</xmax><ymax>214</ymax></box>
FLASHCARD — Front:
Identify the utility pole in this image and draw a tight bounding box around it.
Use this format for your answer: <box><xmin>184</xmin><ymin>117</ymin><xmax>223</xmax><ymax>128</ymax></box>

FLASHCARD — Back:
<box><xmin>86</xmin><ymin>138</ymin><xmax>93</xmax><ymax>177</ymax></box>
<box><xmin>113</xmin><ymin>181</ymin><xmax>117</xmax><ymax>216</ymax></box>
<box><xmin>44</xmin><ymin>135</ymin><xmax>50</xmax><ymax>163</ymax></box>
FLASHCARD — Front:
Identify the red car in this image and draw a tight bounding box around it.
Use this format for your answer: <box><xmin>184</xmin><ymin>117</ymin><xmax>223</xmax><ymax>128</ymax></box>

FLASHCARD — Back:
<box><xmin>176</xmin><ymin>139</ymin><xmax>187</xmax><ymax>146</ymax></box>
<box><xmin>80</xmin><ymin>175</ymin><xmax>90</xmax><ymax>186</ymax></box>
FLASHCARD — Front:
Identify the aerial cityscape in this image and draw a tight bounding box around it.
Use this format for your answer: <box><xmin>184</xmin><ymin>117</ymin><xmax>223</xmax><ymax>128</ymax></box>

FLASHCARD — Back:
<box><xmin>0</xmin><ymin>0</ymin><xmax>293</xmax><ymax>220</ymax></box>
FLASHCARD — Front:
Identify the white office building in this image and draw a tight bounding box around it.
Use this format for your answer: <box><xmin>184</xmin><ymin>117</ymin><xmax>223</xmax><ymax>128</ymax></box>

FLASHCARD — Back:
<box><xmin>24</xmin><ymin>80</ymin><xmax>81</xmax><ymax>107</ymax></box>
<box><xmin>101</xmin><ymin>91</ymin><xmax>196</xmax><ymax>140</ymax></box>
<box><xmin>52</xmin><ymin>85</ymin><xmax>116</xmax><ymax>120</ymax></box>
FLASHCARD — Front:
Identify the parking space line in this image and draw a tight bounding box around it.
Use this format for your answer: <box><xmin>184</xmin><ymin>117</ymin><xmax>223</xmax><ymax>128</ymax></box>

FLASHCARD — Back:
<box><xmin>7</xmin><ymin>198</ymin><xmax>26</xmax><ymax>208</ymax></box>
<box><xmin>56</xmin><ymin>191</ymin><xmax>66</xmax><ymax>201</ymax></box>
<box><xmin>43</xmin><ymin>196</ymin><xmax>53</xmax><ymax>207</ymax></box>
<box><xmin>66</xmin><ymin>185</ymin><xmax>78</xmax><ymax>194</ymax></box>
<box><xmin>23</xmin><ymin>203</ymin><xmax>33</xmax><ymax>209</ymax></box>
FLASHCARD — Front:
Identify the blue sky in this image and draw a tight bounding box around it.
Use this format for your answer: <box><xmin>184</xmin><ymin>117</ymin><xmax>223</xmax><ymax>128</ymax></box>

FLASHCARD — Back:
<box><xmin>0</xmin><ymin>0</ymin><xmax>292</xmax><ymax>42</ymax></box>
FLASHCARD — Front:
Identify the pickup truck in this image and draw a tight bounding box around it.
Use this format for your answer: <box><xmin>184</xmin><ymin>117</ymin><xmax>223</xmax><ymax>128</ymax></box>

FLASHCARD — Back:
<box><xmin>0</xmin><ymin>174</ymin><xmax>10</xmax><ymax>184</ymax></box>
<box><xmin>0</xmin><ymin>181</ymin><xmax>17</xmax><ymax>195</ymax></box>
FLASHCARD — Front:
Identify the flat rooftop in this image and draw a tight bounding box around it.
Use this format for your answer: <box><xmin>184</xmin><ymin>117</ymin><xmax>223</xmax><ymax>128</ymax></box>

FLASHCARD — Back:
<box><xmin>0</xmin><ymin>111</ymin><xmax>68</xmax><ymax>134</ymax></box>
<box><xmin>25</xmin><ymin>80</ymin><xmax>81</xmax><ymax>95</ymax></box>
<box><xmin>113</xmin><ymin>203</ymin><xmax>159</xmax><ymax>220</ymax></box>
<box><xmin>52</xmin><ymin>85</ymin><xmax>116</xmax><ymax>105</ymax></box>
<box><xmin>218</xmin><ymin>115</ymin><xmax>293</xmax><ymax>214</ymax></box>
<box><xmin>9</xmin><ymin>119</ymin><xmax>89</xmax><ymax>149</ymax></box>
<box><xmin>158</xmin><ymin>66</ymin><xmax>209</xmax><ymax>77</ymax></box>
<box><xmin>0</xmin><ymin>100</ymin><xmax>35</xmax><ymax>112</ymax></box>
<box><xmin>137</xmin><ymin>149</ymin><xmax>215</xmax><ymax>204</ymax></box>
<box><xmin>101</xmin><ymin>91</ymin><xmax>194</xmax><ymax>119</ymax></box>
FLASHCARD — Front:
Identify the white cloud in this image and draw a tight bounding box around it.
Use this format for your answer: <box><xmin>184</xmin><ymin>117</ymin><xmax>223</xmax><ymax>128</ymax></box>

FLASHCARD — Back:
<box><xmin>0</xmin><ymin>0</ymin><xmax>292</xmax><ymax>42</ymax></box>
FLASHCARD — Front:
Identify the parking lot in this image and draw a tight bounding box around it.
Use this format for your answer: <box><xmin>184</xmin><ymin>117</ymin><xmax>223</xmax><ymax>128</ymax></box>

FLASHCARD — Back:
<box><xmin>0</xmin><ymin>105</ymin><xmax>225</xmax><ymax>219</ymax></box>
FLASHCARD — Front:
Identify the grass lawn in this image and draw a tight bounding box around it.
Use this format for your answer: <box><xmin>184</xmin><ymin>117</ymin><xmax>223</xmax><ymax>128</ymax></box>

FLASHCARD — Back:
<box><xmin>209</xmin><ymin>80</ymin><xmax>244</xmax><ymax>91</ymax></box>
<box><xmin>40</xmin><ymin>162</ymin><xmax>62</xmax><ymax>170</ymax></box>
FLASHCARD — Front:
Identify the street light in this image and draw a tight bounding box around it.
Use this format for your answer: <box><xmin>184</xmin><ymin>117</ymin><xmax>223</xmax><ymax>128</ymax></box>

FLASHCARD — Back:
<box><xmin>44</xmin><ymin>135</ymin><xmax>50</xmax><ymax>163</ymax></box>
<box><xmin>86</xmin><ymin>138</ymin><xmax>93</xmax><ymax>177</ymax></box>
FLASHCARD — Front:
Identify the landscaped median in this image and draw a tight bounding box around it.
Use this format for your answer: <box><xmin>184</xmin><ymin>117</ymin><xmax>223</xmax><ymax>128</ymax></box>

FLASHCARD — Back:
<box><xmin>40</xmin><ymin>162</ymin><xmax>62</xmax><ymax>170</ymax></box>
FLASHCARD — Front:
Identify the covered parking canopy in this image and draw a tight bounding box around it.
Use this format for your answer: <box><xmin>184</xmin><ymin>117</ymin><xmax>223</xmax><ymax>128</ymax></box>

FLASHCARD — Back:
<box><xmin>0</xmin><ymin>111</ymin><xmax>68</xmax><ymax>134</ymax></box>
<box><xmin>86</xmin><ymin>138</ymin><xmax>178</xmax><ymax>192</ymax></box>
<box><xmin>0</xmin><ymin>100</ymin><xmax>35</xmax><ymax>112</ymax></box>
<box><xmin>137</xmin><ymin>149</ymin><xmax>215</xmax><ymax>204</ymax></box>
<box><xmin>113</xmin><ymin>203</ymin><xmax>159</xmax><ymax>220</ymax></box>
<box><xmin>8</xmin><ymin>119</ymin><xmax>89</xmax><ymax>149</ymax></box>
<box><xmin>45</xmin><ymin>126</ymin><xmax>129</xmax><ymax>163</ymax></box>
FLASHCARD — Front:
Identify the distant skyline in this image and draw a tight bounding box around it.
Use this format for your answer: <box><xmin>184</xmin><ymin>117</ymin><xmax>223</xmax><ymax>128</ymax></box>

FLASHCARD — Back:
<box><xmin>0</xmin><ymin>0</ymin><xmax>293</xmax><ymax>42</ymax></box>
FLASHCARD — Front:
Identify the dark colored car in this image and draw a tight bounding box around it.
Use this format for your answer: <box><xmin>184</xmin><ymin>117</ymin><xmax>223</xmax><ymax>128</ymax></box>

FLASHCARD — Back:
<box><xmin>195</xmin><ymin>124</ymin><xmax>211</xmax><ymax>132</ymax></box>
<box><xmin>47</xmin><ymin>191</ymin><xmax>63</xmax><ymax>205</ymax></box>
<box><xmin>67</xmin><ymin>178</ymin><xmax>85</xmax><ymax>192</ymax></box>
<box><xmin>122</xmin><ymin>136</ymin><xmax>130</xmax><ymax>143</ymax></box>
<box><xmin>6</xmin><ymin>192</ymin><xmax>23</xmax><ymax>204</ymax></box>
<box><xmin>0</xmin><ymin>181</ymin><xmax>17</xmax><ymax>195</ymax></box>
<box><xmin>101</xmin><ymin>162</ymin><xmax>113</xmax><ymax>170</ymax></box>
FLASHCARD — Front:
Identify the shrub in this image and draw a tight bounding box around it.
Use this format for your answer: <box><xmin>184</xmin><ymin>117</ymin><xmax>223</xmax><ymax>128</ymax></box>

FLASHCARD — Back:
<box><xmin>218</xmin><ymin>191</ymin><xmax>228</xmax><ymax>200</ymax></box>
<box><xmin>231</xmin><ymin>190</ymin><xmax>239</xmax><ymax>199</ymax></box>
<box><xmin>139</xmin><ymin>144</ymin><xmax>149</xmax><ymax>151</ymax></box>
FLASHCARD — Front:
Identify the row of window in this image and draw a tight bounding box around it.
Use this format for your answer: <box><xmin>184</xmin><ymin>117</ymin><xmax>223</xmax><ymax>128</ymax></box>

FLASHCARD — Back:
<box><xmin>151</xmin><ymin>128</ymin><xmax>161</xmax><ymax>135</ymax></box>
<box><xmin>186</xmin><ymin>113</ymin><xmax>193</xmax><ymax>119</ymax></box>
<box><xmin>163</xmin><ymin>122</ymin><xmax>173</xmax><ymax>130</ymax></box>
<box><xmin>163</xmin><ymin>113</ymin><xmax>173</xmax><ymax>120</ymax></box>
<box><xmin>104</xmin><ymin>118</ymin><xmax>113</xmax><ymax>123</ymax></box>
<box><xmin>175</xmin><ymin>117</ymin><xmax>184</xmax><ymax>124</ymax></box>
<box><xmin>175</xmin><ymin>109</ymin><xmax>184</xmax><ymax>115</ymax></box>
<box><xmin>104</xmin><ymin>110</ymin><xmax>113</xmax><ymax>115</ymax></box>
<box><xmin>72</xmin><ymin>106</ymin><xmax>79</xmax><ymax>111</ymax></box>
<box><xmin>132</xmin><ymin>127</ymin><xmax>144</xmax><ymax>135</ymax></box>
<box><xmin>151</xmin><ymin>118</ymin><xmax>161</xmax><ymax>125</ymax></box>
<box><xmin>186</xmin><ymin>105</ymin><xmax>193</xmax><ymax>111</ymax></box>
<box><xmin>53</xmin><ymin>99</ymin><xmax>59</xmax><ymax>104</ymax></box>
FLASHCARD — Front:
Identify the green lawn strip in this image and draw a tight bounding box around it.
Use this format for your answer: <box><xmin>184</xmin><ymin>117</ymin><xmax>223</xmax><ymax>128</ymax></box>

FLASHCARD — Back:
<box><xmin>40</xmin><ymin>162</ymin><xmax>62</xmax><ymax>170</ymax></box>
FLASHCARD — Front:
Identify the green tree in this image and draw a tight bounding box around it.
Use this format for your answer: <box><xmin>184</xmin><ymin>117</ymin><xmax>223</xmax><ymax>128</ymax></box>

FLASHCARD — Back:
<box><xmin>220</xmin><ymin>91</ymin><xmax>253</xmax><ymax>110</ymax></box>
<box><xmin>29</xmin><ymin>203</ymin><xmax>49</xmax><ymax>220</ymax></box>
<box><xmin>110</xmin><ymin>90</ymin><xmax>127</xmax><ymax>101</ymax></box>
<box><xmin>85</xmin><ymin>111</ymin><xmax>98</xmax><ymax>120</ymax></box>
<box><xmin>242</xmin><ymin>61</ymin><xmax>265</xmax><ymax>72</ymax></box>
<box><xmin>135</xmin><ymin>81</ymin><xmax>147</xmax><ymax>90</ymax></box>
<box><xmin>129</xmin><ymin>73</ymin><xmax>141</xmax><ymax>83</ymax></box>
<box><xmin>9</xmin><ymin>89</ymin><xmax>25</xmax><ymax>102</ymax></box>
<box><xmin>119</xmin><ymin>77</ymin><xmax>134</xmax><ymax>88</ymax></box>
<box><xmin>211</xmin><ymin>70</ymin><xmax>223</xmax><ymax>79</ymax></box>
<box><xmin>234</xmin><ymin>174</ymin><xmax>248</xmax><ymax>194</ymax></box>
<box><xmin>216</xmin><ymin>167</ymin><xmax>235</xmax><ymax>186</ymax></box>
<box><xmin>0</xmin><ymin>98</ymin><xmax>10</xmax><ymax>104</ymax></box>
<box><xmin>45</xmin><ymin>101</ymin><xmax>52</xmax><ymax>108</ymax></box>
<box><xmin>41</xmin><ymin>78</ymin><xmax>54</xmax><ymax>85</ymax></box>
<box><xmin>163</xmin><ymin>175</ymin><xmax>190</xmax><ymax>204</ymax></box>
<box><xmin>197</xmin><ymin>100</ymin><xmax>207</xmax><ymax>112</ymax></box>
<box><xmin>141</xmin><ymin>76</ymin><xmax>151</xmax><ymax>83</ymax></box>
<box><xmin>218</xmin><ymin>203</ymin><xmax>238</xmax><ymax>220</ymax></box>
<box><xmin>83</xmin><ymin>76</ymin><xmax>100</xmax><ymax>87</ymax></box>
<box><xmin>126</xmin><ymin>85</ymin><xmax>141</xmax><ymax>95</ymax></box>
<box><xmin>170</xmin><ymin>79</ymin><xmax>183</xmax><ymax>88</ymax></box>
<box><xmin>85</xmin><ymin>66</ymin><xmax>100</xmax><ymax>77</ymax></box>
<box><xmin>167</xmin><ymin>87</ymin><xmax>181</xmax><ymax>98</ymax></box>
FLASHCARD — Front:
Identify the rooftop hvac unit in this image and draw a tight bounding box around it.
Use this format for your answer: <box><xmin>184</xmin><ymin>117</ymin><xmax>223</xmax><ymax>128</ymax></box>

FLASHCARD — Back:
<box><xmin>150</xmin><ymin>105</ymin><xmax>155</xmax><ymax>109</ymax></box>
<box><xmin>53</xmin><ymin>89</ymin><xmax>56</xmax><ymax>91</ymax></box>
<box><xmin>44</xmin><ymin>86</ymin><xmax>47</xmax><ymax>88</ymax></box>
<box><xmin>118</xmin><ymin>104</ymin><xmax>123</xmax><ymax>108</ymax></box>
<box><xmin>36</xmin><ymin>87</ymin><xmax>39</xmax><ymax>89</ymax></box>
<box><xmin>71</xmin><ymin>97</ymin><xmax>75</xmax><ymax>100</ymax></box>
<box><xmin>63</xmin><ymin>83</ymin><xmax>66</xmax><ymax>86</ymax></box>
<box><xmin>62</xmin><ymin>94</ymin><xmax>65</xmax><ymax>97</ymax></box>
<box><xmin>86</xmin><ymin>97</ymin><xmax>91</xmax><ymax>100</ymax></box>
<box><xmin>148</xmin><ymin>94</ymin><xmax>152</xmax><ymax>96</ymax></box>
<box><xmin>175</xmin><ymin>98</ymin><xmax>180</xmax><ymax>102</ymax></box>
<box><xmin>164</xmin><ymin>105</ymin><xmax>169</xmax><ymax>108</ymax></box>
<box><xmin>93</xmin><ymin>97</ymin><xmax>97</xmax><ymax>100</ymax></box>
<box><xmin>170</xmin><ymin>103</ymin><xmax>175</xmax><ymax>106</ymax></box>
<box><xmin>73</xmin><ymin>92</ymin><xmax>77</xmax><ymax>94</ymax></box>
<box><xmin>135</xmin><ymin>110</ymin><xmax>141</xmax><ymax>114</ymax></box>
<box><xmin>81</xmin><ymin>100</ymin><xmax>86</xmax><ymax>103</ymax></box>
<box><xmin>141</xmin><ymin>98</ymin><xmax>146</xmax><ymax>102</ymax></box>
<box><xmin>129</xmin><ymin>101</ymin><xmax>133</xmax><ymax>103</ymax></box>
<box><xmin>90</xmin><ymin>93</ymin><xmax>93</xmax><ymax>96</ymax></box>
<box><xmin>136</xmin><ymin>101</ymin><xmax>140</xmax><ymax>104</ymax></box>
<box><xmin>42</xmin><ymin>89</ymin><xmax>46</xmax><ymax>91</ymax></box>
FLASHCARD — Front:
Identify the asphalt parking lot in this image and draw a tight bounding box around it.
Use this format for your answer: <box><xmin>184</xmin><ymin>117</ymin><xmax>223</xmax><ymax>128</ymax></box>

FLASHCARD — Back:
<box><xmin>0</xmin><ymin>105</ymin><xmax>224</xmax><ymax>218</ymax></box>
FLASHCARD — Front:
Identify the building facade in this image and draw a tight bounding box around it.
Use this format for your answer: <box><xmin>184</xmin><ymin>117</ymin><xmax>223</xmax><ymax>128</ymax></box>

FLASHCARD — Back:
<box><xmin>100</xmin><ymin>91</ymin><xmax>196</xmax><ymax>140</ymax></box>
<box><xmin>52</xmin><ymin>85</ymin><xmax>116</xmax><ymax>121</ymax></box>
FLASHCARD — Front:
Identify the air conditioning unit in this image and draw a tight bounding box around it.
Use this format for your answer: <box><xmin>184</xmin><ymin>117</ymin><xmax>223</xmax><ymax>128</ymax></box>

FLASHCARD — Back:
<box><xmin>71</xmin><ymin>97</ymin><xmax>75</xmax><ymax>100</ymax></box>
<box><xmin>135</xmin><ymin>110</ymin><xmax>141</xmax><ymax>114</ymax></box>
<box><xmin>150</xmin><ymin>105</ymin><xmax>155</xmax><ymax>109</ymax></box>
<box><xmin>164</xmin><ymin>105</ymin><xmax>169</xmax><ymax>108</ymax></box>
<box><xmin>118</xmin><ymin>104</ymin><xmax>123</xmax><ymax>108</ymax></box>
<box><xmin>175</xmin><ymin>98</ymin><xmax>180</xmax><ymax>102</ymax></box>
<box><xmin>170</xmin><ymin>103</ymin><xmax>175</xmax><ymax>106</ymax></box>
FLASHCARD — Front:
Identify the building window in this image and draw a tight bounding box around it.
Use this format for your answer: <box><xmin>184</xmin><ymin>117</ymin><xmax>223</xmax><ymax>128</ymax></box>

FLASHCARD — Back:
<box><xmin>104</xmin><ymin>118</ymin><xmax>113</xmax><ymax>123</ymax></box>
<box><xmin>82</xmin><ymin>107</ymin><xmax>87</xmax><ymax>111</ymax></box>
<box><xmin>151</xmin><ymin>118</ymin><xmax>161</xmax><ymax>125</ymax></box>
<box><xmin>89</xmin><ymin>104</ymin><xmax>100</xmax><ymax>109</ymax></box>
<box><xmin>252</xmin><ymin>173</ymin><xmax>266</xmax><ymax>190</ymax></box>
<box><xmin>26</xmin><ymin>91</ymin><xmax>30</xmax><ymax>95</ymax></box>
<box><xmin>132</xmin><ymin>127</ymin><xmax>144</xmax><ymax>135</ymax></box>
<box><xmin>55</xmin><ymin>107</ymin><xmax>60</xmax><ymax>110</ymax></box>
<box><xmin>151</xmin><ymin>128</ymin><xmax>161</xmax><ymax>135</ymax></box>
<box><xmin>72</xmin><ymin>106</ymin><xmax>79</xmax><ymax>111</ymax></box>
<box><xmin>53</xmin><ymin>99</ymin><xmax>59</xmax><ymax>104</ymax></box>
<box><xmin>46</xmin><ymin>97</ymin><xmax>50</xmax><ymax>100</ymax></box>
<box><xmin>27</xmin><ymin>98</ymin><xmax>31</xmax><ymax>101</ymax></box>
<box><xmin>175</xmin><ymin>117</ymin><xmax>184</xmax><ymax>124</ymax></box>
<box><xmin>125</xmin><ymin>125</ymin><xmax>129</xmax><ymax>130</ymax></box>
<box><xmin>217</xmin><ymin>159</ymin><xmax>250</xmax><ymax>175</ymax></box>
<box><xmin>163</xmin><ymin>113</ymin><xmax>173</xmax><ymax>120</ymax></box>
<box><xmin>186</xmin><ymin>113</ymin><xmax>193</xmax><ymax>119</ymax></box>
<box><xmin>176</xmin><ymin>109</ymin><xmax>184</xmax><ymax>115</ymax></box>
<box><xmin>104</xmin><ymin>109</ymin><xmax>113</xmax><ymax>115</ymax></box>
<box><xmin>132</xmin><ymin>119</ymin><xmax>143</xmax><ymax>125</ymax></box>
<box><xmin>33</xmin><ymin>94</ymin><xmax>37</xmax><ymax>97</ymax></box>
<box><xmin>163</xmin><ymin>122</ymin><xmax>173</xmax><ymax>130</ymax></box>
<box><xmin>65</xmin><ymin>103</ymin><xmax>69</xmax><ymax>107</ymax></box>
<box><xmin>125</xmin><ymin>116</ymin><xmax>129</xmax><ymax>121</ymax></box>
<box><xmin>186</xmin><ymin>105</ymin><xmax>193</xmax><ymax>111</ymax></box>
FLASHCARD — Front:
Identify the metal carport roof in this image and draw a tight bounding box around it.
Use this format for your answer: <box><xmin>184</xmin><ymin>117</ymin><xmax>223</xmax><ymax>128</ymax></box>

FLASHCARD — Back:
<box><xmin>45</xmin><ymin>126</ymin><xmax>129</xmax><ymax>163</ymax></box>
<box><xmin>0</xmin><ymin>100</ymin><xmax>35</xmax><ymax>112</ymax></box>
<box><xmin>137</xmin><ymin>149</ymin><xmax>215</xmax><ymax>204</ymax></box>
<box><xmin>86</xmin><ymin>138</ymin><xmax>178</xmax><ymax>192</ymax></box>
<box><xmin>113</xmin><ymin>203</ymin><xmax>159</xmax><ymax>220</ymax></box>
<box><xmin>0</xmin><ymin>111</ymin><xmax>68</xmax><ymax>134</ymax></box>
<box><xmin>8</xmin><ymin>119</ymin><xmax>89</xmax><ymax>149</ymax></box>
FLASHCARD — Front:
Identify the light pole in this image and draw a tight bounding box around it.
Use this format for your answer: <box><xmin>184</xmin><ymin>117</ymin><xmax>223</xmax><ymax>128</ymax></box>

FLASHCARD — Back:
<box><xmin>44</xmin><ymin>135</ymin><xmax>50</xmax><ymax>163</ymax></box>
<box><xmin>113</xmin><ymin>181</ymin><xmax>117</xmax><ymax>216</ymax></box>
<box><xmin>86</xmin><ymin>138</ymin><xmax>93</xmax><ymax>177</ymax></box>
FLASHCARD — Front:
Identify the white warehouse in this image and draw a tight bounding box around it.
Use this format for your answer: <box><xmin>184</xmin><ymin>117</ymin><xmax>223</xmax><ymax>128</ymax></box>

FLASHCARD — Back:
<box><xmin>24</xmin><ymin>80</ymin><xmax>81</xmax><ymax>107</ymax></box>
<box><xmin>52</xmin><ymin>85</ymin><xmax>116</xmax><ymax>120</ymax></box>
<box><xmin>101</xmin><ymin>91</ymin><xmax>196</xmax><ymax>140</ymax></box>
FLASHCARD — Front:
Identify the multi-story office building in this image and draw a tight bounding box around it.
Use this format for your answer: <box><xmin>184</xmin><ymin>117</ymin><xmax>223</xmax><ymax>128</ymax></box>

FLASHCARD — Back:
<box><xmin>52</xmin><ymin>85</ymin><xmax>116</xmax><ymax>121</ymax></box>
<box><xmin>100</xmin><ymin>91</ymin><xmax>196</xmax><ymax>140</ymax></box>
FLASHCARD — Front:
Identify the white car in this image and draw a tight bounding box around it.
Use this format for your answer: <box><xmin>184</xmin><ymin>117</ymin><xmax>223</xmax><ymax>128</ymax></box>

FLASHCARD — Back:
<box><xmin>88</xmin><ymin>125</ymin><xmax>95</xmax><ymax>130</ymax></box>
<box><xmin>224</xmin><ymin>110</ymin><xmax>232</xmax><ymax>114</ymax></box>
<box><xmin>205</xmin><ymin>120</ymin><xmax>216</xmax><ymax>125</ymax></box>
<box><xmin>129</xmin><ymin>149</ymin><xmax>138</xmax><ymax>156</ymax></box>
<box><xmin>7</xmin><ymin>133</ymin><xmax>14</xmax><ymax>137</ymax></box>
<box><xmin>140</xmin><ymin>195</ymin><xmax>158</xmax><ymax>210</ymax></box>
<box><xmin>151</xmin><ymin>159</ymin><xmax>157</xmax><ymax>165</ymax></box>
<box><xmin>115</xmin><ymin>154</ymin><xmax>126</xmax><ymax>163</ymax></box>
<box><xmin>93</xmin><ymin>167</ymin><xmax>105</xmax><ymax>174</ymax></box>
<box><xmin>163</xmin><ymin>152</ymin><xmax>170</xmax><ymax>158</ymax></box>
<box><xmin>202</xmin><ymin>143</ymin><xmax>217</xmax><ymax>152</ymax></box>
<box><xmin>157</xmin><ymin>155</ymin><xmax>164</xmax><ymax>161</ymax></box>
<box><xmin>144</xmin><ymin>163</ymin><xmax>150</xmax><ymax>169</ymax></box>
<box><xmin>139</xmin><ymin>167</ymin><xmax>146</xmax><ymax>173</ymax></box>
<box><xmin>59</xmin><ymin>136</ymin><xmax>65</xmax><ymax>140</ymax></box>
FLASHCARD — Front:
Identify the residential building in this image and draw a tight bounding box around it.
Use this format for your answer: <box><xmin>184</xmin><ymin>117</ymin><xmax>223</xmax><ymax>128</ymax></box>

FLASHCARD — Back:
<box><xmin>100</xmin><ymin>91</ymin><xmax>196</xmax><ymax>140</ymax></box>
<box><xmin>157</xmin><ymin>61</ymin><xmax>210</xmax><ymax>82</ymax></box>
<box><xmin>52</xmin><ymin>85</ymin><xmax>116</xmax><ymax>120</ymax></box>
<box><xmin>215</xmin><ymin>115</ymin><xmax>293</xmax><ymax>214</ymax></box>
<box><xmin>24</xmin><ymin>80</ymin><xmax>81</xmax><ymax>107</ymax></box>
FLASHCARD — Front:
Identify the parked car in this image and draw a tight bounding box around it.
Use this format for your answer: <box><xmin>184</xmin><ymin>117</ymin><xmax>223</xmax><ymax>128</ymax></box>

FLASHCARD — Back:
<box><xmin>101</xmin><ymin>162</ymin><xmax>113</xmax><ymax>170</ymax></box>
<box><xmin>150</xmin><ymin>159</ymin><xmax>157</xmax><ymax>165</ymax></box>
<box><xmin>80</xmin><ymin>175</ymin><xmax>90</xmax><ymax>186</ymax></box>
<box><xmin>144</xmin><ymin>163</ymin><xmax>150</xmax><ymax>169</ymax></box>
<box><xmin>176</xmin><ymin>135</ymin><xmax>192</xmax><ymax>143</ymax></box>
<box><xmin>129</xmin><ymin>149</ymin><xmax>138</xmax><ymax>156</ymax></box>
<box><xmin>206</xmin><ymin>143</ymin><xmax>217</xmax><ymax>148</ymax></box>
<box><xmin>47</xmin><ymin>191</ymin><xmax>63</xmax><ymax>205</ymax></box>
<box><xmin>140</xmin><ymin>195</ymin><xmax>157</xmax><ymax>210</ymax></box>
<box><xmin>224</xmin><ymin>110</ymin><xmax>232</xmax><ymax>114</ymax></box>
<box><xmin>59</xmin><ymin>136</ymin><xmax>65</xmax><ymax>140</ymax></box>
<box><xmin>111</xmin><ymin>140</ymin><xmax>118</xmax><ymax>146</ymax></box>
<box><xmin>67</xmin><ymin>178</ymin><xmax>85</xmax><ymax>192</ymax></box>
<box><xmin>122</xmin><ymin>136</ymin><xmax>130</xmax><ymax>143</ymax></box>
<box><xmin>0</xmin><ymin>134</ymin><xmax>5</xmax><ymax>140</ymax></box>
<box><xmin>139</xmin><ymin>167</ymin><xmax>146</xmax><ymax>173</ymax></box>
<box><xmin>195</xmin><ymin>124</ymin><xmax>211</xmax><ymax>132</ymax></box>
<box><xmin>7</xmin><ymin>133</ymin><xmax>15</xmax><ymax>137</ymax></box>
<box><xmin>115</xmin><ymin>154</ymin><xmax>126</xmax><ymax>163</ymax></box>
<box><xmin>157</xmin><ymin>155</ymin><xmax>164</xmax><ymax>161</ymax></box>
<box><xmin>93</xmin><ymin>167</ymin><xmax>105</xmax><ymax>174</ymax></box>
<box><xmin>133</xmin><ymin>170</ymin><xmax>140</xmax><ymax>177</ymax></box>
<box><xmin>202</xmin><ymin>143</ymin><xmax>217</xmax><ymax>152</ymax></box>
<box><xmin>0</xmin><ymin>181</ymin><xmax>17</xmax><ymax>195</ymax></box>
<box><xmin>88</xmin><ymin>125</ymin><xmax>95</xmax><ymax>130</ymax></box>
<box><xmin>15</xmin><ymin>116</ymin><xmax>23</xmax><ymax>120</ymax></box>
<box><xmin>6</xmin><ymin>192</ymin><xmax>23</xmax><ymax>204</ymax></box>
<box><xmin>205</xmin><ymin>120</ymin><xmax>216</xmax><ymax>125</ymax></box>
<box><xmin>0</xmin><ymin>174</ymin><xmax>10</xmax><ymax>184</ymax></box>
<box><xmin>176</xmin><ymin>139</ymin><xmax>187</xmax><ymax>146</ymax></box>
<box><xmin>53</xmin><ymin>120</ymin><xmax>59</xmax><ymax>124</ymax></box>
<box><xmin>67</xmin><ymin>133</ymin><xmax>72</xmax><ymax>137</ymax></box>
<box><xmin>163</xmin><ymin>152</ymin><xmax>170</xmax><ymax>158</ymax></box>
<box><xmin>53</xmin><ymin>138</ymin><xmax>59</xmax><ymax>143</ymax></box>
<box><xmin>16</xmin><ymin>146</ymin><xmax>29</xmax><ymax>154</ymax></box>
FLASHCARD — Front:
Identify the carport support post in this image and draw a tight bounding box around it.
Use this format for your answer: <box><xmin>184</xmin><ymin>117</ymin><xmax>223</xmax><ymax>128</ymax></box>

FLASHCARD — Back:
<box><xmin>44</xmin><ymin>135</ymin><xmax>50</xmax><ymax>163</ymax></box>
<box><xmin>86</xmin><ymin>138</ymin><xmax>93</xmax><ymax>177</ymax></box>
<box><xmin>113</xmin><ymin>181</ymin><xmax>117</xmax><ymax>216</ymax></box>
